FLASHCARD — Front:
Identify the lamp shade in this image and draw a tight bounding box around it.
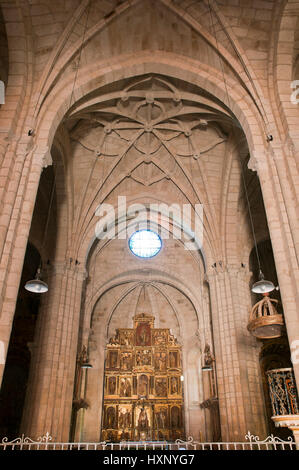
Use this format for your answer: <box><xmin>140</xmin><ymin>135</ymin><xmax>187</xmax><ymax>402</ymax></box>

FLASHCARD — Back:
<box><xmin>81</xmin><ymin>362</ymin><xmax>92</xmax><ymax>369</ymax></box>
<box><xmin>251</xmin><ymin>271</ymin><xmax>275</xmax><ymax>294</ymax></box>
<box><xmin>25</xmin><ymin>278</ymin><xmax>48</xmax><ymax>293</ymax></box>
<box><xmin>24</xmin><ymin>268</ymin><xmax>48</xmax><ymax>293</ymax></box>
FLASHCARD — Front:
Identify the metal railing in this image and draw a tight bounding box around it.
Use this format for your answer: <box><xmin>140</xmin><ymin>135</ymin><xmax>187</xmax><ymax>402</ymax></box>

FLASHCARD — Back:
<box><xmin>0</xmin><ymin>432</ymin><xmax>296</xmax><ymax>450</ymax></box>
<box><xmin>266</xmin><ymin>368</ymin><xmax>299</xmax><ymax>416</ymax></box>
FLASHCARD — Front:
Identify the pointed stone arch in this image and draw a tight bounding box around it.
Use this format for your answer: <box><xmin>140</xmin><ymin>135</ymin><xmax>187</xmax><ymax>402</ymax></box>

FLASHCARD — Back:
<box><xmin>275</xmin><ymin>0</ymin><xmax>299</xmax><ymax>146</ymax></box>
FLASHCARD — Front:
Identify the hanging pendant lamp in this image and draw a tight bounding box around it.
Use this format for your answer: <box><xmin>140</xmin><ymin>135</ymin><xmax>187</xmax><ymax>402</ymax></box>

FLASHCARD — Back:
<box><xmin>25</xmin><ymin>267</ymin><xmax>48</xmax><ymax>293</ymax></box>
<box><xmin>81</xmin><ymin>361</ymin><xmax>93</xmax><ymax>369</ymax></box>
<box><xmin>24</xmin><ymin>171</ymin><xmax>55</xmax><ymax>294</ymax></box>
<box><xmin>251</xmin><ymin>269</ymin><xmax>275</xmax><ymax>294</ymax></box>
<box><xmin>240</xmin><ymin>169</ymin><xmax>276</xmax><ymax>295</ymax></box>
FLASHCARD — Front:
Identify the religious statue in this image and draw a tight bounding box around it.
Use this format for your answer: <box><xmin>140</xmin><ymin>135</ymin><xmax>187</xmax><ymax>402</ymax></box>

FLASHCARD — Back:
<box><xmin>106</xmin><ymin>407</ymin><xmax>116</xmax><ymax>428</ymax></box>
<box><xmin>120</xmin><ymin>378</ymin><xmax>131</xmax><ymax>397</ymax></box>
<box><xmin>78</xmin><ymin>345</ymin><xmax>89</xmax><ymax>364</ymax></box>
<box><xmin>136</xmin><ymin>349</ymin><xmax>151</xmax><ymax>366</ymax></box>
<box><xmin>136</xmin><ymin>323</ymin><xmax>151</xmax><ymax>346</ymax></box>
<box><xmin>119</xmin><ymin>408</ymin><xmax>131</xmax><ymax>428</ymax></box>
<box><xmin>155</xmin><ymin>351</ymin><xmax>166</xmax><ymax>371</ymax></box>
<box><xmin>156</xmin><ymin>408</ymin><xmax>167</xmax><ymax>429</ymax></box>
<box><xmin>170</xmin><ymin>376</ymin><xmax>178</xmax><ymax>394</ymax></box>
<box><xmin>121</xmin><ymin>352</ymin><xmax>132</xmax><ymax>370</ymax></box>
<box><xmin>204</xmin><ymin>344</ymin><xmax>215</xmax><ymax>367</ymax></box>
<box><xmin>138</xmin><ymin>374</ymin><xmax>148</xmax><ymax>397</ymax></box>
<box><xmin>154</xmin><ymin>331</ymin><xmax>167</xmax><ymax>345</ymax></box>
<box><xmin>108</xmin><ymin>376</ymin><xmax>116</xmax><ymax>395</ymax></box>
<box><xmin>138</xmin><ymin>408</ymin><xmax>149</xmax><ymax>430</ymax></box>
<box><xmin>108</xmin><ymin>350</ymin><xmax>118</xmax><ymax>369</ymax></box>
<box><xmin>120</xmin><ymin>331</ymin><xmax>132</xmax><ymax>346</ymax></box>
<box><xmin>169</xmin><ymin>334</ymin><xmax>177</xmax><ymax>345</ymax></box>
<box><xmin>169</xmin><ymin>351</ymin><xmax>178</xmax><ymax>368</ymax></box>
<box><xmin>109</xmin><ymin>333</ymin><xmax>120</xmax><ymax>345</ymax></box>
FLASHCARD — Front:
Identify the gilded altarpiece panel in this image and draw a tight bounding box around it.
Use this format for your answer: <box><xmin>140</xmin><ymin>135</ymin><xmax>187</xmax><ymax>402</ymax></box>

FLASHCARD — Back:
<box><xmin>101</xmin><ymin>314</ymin><xmax>184</xmax><ymax>442</ymax></box>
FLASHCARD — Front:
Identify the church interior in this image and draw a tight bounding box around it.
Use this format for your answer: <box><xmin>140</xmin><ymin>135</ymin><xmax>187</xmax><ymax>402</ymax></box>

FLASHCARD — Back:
<box><xmin>0</xmin><ymin>0</ymin><xmax>299</xmax><ymax>447</ymax></box>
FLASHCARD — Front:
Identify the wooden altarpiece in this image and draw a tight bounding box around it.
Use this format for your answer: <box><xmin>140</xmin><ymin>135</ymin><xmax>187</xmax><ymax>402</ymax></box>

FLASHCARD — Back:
<box><xmin>101</xmin><ymin>314</ymin><xmax>184</xmax><ymax>442</ymax></box>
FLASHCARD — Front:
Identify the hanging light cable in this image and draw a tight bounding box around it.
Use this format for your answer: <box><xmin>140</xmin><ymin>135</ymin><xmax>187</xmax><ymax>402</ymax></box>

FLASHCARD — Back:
<box><xmin>241</xmin><ymin>166</ymin><xmax>275</xmax><ymax>294</ymax></box>
<box><xmin>26</xmin><ymin>2</ymin><xmax>92</xmax><ymax>294</ymax></box>
<box><xmin>68</xmin><ymin>0</ymin><xmax>91</xmax><ymax>111</ymax></box>
<box><xmin>206</xmin><ymin>0</ymin><xmax>275</xmax><ymax>295</ymax></box>
<box><xmin>205</xmin><ymin>3</ymin><xmax>280</xmax><ymax>337</ymax></box>
<box><xmin>25</xmin><ymin>168</ymin><xmax>56</xmax><ymax>293</ymax></box>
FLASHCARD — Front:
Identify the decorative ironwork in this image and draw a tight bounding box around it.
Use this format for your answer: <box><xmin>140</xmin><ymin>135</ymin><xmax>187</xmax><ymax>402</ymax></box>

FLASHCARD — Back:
<box><xmin>0</xmin><ymin>432</ymin><xmax>295</xmax><ymax>450</ymax></box>
<box><xmin>247</xmin><ymin>294</ymin><xmax>284</xmax><ymax>339</ymax></box>
<box><xmin>245</xmin><ymin>431</ymin><xmax>293</xmax><ymax>445</ymax></box>
<box><xmin>0</xmin><ymin>433</ymin><xmax>52</xmax><ymax>450</ymax></box>
<box><xmin>266</xmin><ymin>368</ymin><xmax>299</xmax><ymax>416</ymax></box>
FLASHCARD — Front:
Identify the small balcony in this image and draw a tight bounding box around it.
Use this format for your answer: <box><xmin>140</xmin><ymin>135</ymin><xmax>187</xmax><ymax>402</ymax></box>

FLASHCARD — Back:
<box><xmin>266</xmin><ymin>367</ymin><xmax>299</xmax><ymax>447</ymax></box>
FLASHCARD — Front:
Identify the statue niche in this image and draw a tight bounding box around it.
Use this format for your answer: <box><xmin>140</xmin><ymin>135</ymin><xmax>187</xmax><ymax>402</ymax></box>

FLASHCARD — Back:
<box><xmin>138</xmin><ymin>374</ymin><xmax>149</xmax><ymax>397</ymax></box>
<box><xmin>101</xmin><ymin>314</ymin><xmax>184</xmax><ymax>442</ymax></box>
<box><xmin>136</xmin><ymin>322</ymin><xmax>151</xmax><ymax>346</ymax></box>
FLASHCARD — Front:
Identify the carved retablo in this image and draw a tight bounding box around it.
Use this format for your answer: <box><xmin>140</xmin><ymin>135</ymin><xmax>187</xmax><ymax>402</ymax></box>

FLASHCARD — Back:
<box><xmin>101</xmin><ymin>314</ymin><xmax>183</xmax><ymax>442</ymax></box>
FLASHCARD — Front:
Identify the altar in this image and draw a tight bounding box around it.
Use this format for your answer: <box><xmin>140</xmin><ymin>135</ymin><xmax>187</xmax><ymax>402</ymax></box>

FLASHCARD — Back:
<box><xmin>101</xmin><ymin>313</ymin><xmax>184</xmax><ymax>442</ymax></box>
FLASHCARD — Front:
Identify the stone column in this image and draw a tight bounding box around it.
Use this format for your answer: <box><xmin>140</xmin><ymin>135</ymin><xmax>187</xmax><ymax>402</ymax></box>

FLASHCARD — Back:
<box><xmin>0</xmin><ymin>143</ymin><xmax>50</xmax><ymax>386</ymax></box>
<box><xmin>20</xmin><ymin>263</ymin><xmax>86</xmax><ymax>441</ymax></box>
<box><xmin>254</xmin><ymin>148</ymin><xmax>299</xmax><ymax>391</ymax></box>
<box><xmin>207</xmin><ymin>267</ymin><xmax>267</xmax><ymax>442</ymax></box>
<box><xmin>80</xmin><ymin>330</ymin><xmax>106</xmax><ymax>442</ymax></box>
<box><xmin>270</xmin><ymin>143</ymin><xmax>299</xmax><ymax>269</ymax></box>
<box><xmin>183</xmin><ymin>337</ymin><xmax>205</xmax><ymax>441</ymax></box>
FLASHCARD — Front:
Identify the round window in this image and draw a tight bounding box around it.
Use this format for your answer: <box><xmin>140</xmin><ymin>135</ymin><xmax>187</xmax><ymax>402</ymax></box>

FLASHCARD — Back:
<box><xmin>129</xmin><ymin>230</ymin><xmax>162</xmax><ymax>258</ymax></box>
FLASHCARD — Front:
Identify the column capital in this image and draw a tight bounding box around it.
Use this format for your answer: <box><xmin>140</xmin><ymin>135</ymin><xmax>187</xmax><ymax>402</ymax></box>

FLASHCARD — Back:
<box><xmin>31</xmin><ymin>144</ymin><xmax>52</xmax><ymax>168</ymax></box>
<box><xmin>5</xmin><ymin>137</ymin><xmax>52</xmax><ymax>168</ymax></box>
<box><xmin>43</xmin><ymin>262</ymin><xmax>87</xmax><ymax>281</ymax></box>
<box><xmin>226</xmin><ymin>265</ymin><xmax>252</xmax><ymax>281</ymax></box>
<box><xmin>205</xmin><ymin>264</ymin><xmax>251</xmax><ymax>281</ymax></box>
<box><xmin>247</xmin><ymin>146</ymin><xmax>269</xmax><ymax>172</ymax></box>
